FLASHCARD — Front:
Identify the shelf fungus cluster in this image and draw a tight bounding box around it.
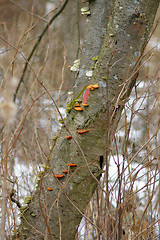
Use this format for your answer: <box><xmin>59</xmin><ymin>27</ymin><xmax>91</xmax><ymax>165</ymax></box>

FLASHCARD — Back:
<box><xmin>74</xmin><ymin>102</ymin><xmax>89</xmax><ymax>111</ymax></box>
<box><xmin>65</xmin><ymin>128</ymin><xmax>89</xmax><ymax>140</ymax></box>
<box><xmin>47</xmin><ymin>163</ymin><xmax>78</xmax><ymax>191</ymax></box>
<box><xmin>73</xmin><ymin>84</ymin><xmax>98</xmax><ymax>111</ymax></box>
<box><xmin>87</xmin><ymin>84</ymin><xmax>99</xmax><ymax>91</ymax></box>
<box><xmin>47</xmin><ymin>83</ymin><xmax>100</xmax><ymax>191</ymax></box>
<box><xmin>64</xmin><ymin>83</ymin><xmax>99</xmax><ymax>139</ymax></box>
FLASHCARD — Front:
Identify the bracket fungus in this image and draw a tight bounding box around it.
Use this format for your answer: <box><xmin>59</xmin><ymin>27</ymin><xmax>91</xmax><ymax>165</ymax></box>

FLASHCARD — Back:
<box><xmin>87</xmin><ymin>84</ymin><xmax>99</xmax><ymax>91</ymax></box>
<box><xmin>86</xmin><ymin>70</ymin><xmax>93</xmax><ymax>77</ymax></box>
<box><xmin>70</xmin><ymin>59</ymin><xmax>80</xmax><ymax>72</ymax></box>
<box><xmin>82</xmin><ymin>103</ymin><xmax>89</xmax><ymax>107</ymax></box>
<box><xmin>67</xmin><ymin>163</ymin><xmax>77</xmax><ymax>167</ymax></box>
<box><xmin>81</xmin><ymin>7</ymin><xmax>91</xmax><ymax>16</ymax></box>
<box><xmin>65</xmin><ymin>136</ymin><xmax>72</xmax><ymax>140</ymax></box>
<box><xmin>87</xmin><ymin>85</ymin><xmax>93</xmax><ymax>89</ymax></box>
<box><xmin>92</xmin><ymin>84</ymin><xmax>99</xmax><ymax>89</ymax></box>
<box><xmin>63</xmin><ymin>170</ymin><xmax>69</xmax><ymax>174</ymax></box>
<box><xmin>90</xmin><ymin>87</ymin><xmax>95</xmax><ymax>91</ymax></box>
<box><xmin>74</xmin><ymin>103</ymin><xmax>80</xmax><ymax>107</ymax></box>
<box><xmin>74</xmin><ymin>107</ymin><xmax>83</xmax><ymax>111</ymax></box>
<box><xmin>76</xmin><ymin>129</ymin><xmax>89</xmax><ymax>134</ymax></box>
<box><xmin>52</xmin><ymin>174</ymin><xmax>64</xmax><ymax>180</ymax></box>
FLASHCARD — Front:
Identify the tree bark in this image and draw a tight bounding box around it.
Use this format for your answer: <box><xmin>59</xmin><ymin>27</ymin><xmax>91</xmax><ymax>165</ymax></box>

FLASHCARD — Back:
<box><xmin>17</xmin><ymin>0</ymin><xmax>160</xmax><ymax>239</ymax></box>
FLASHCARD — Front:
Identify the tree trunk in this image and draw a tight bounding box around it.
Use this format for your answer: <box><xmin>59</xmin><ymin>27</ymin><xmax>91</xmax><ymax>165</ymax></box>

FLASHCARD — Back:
<box><xmin>17</xmin><ymin>0</ymin><xmax>160</xmax><ymax>239</ymax></box>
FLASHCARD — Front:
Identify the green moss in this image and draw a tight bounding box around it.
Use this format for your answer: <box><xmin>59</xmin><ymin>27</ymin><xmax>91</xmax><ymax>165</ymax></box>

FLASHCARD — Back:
<box><xmin>52</xmin><ymin>136</ymin><xmax>58</xmax><ymax>141</ymax></box>
<box><xmin>59</xmin><ymin>117</ymin><xmax>66</xmax><ymax>124</ymax></box>
<box><xmin>41</xmin><ymin>164</ymin><xmax>50</xmax><ymax>171</ymax></box>
<box><xmin>30</xmin><ymin>213</ymin><xmax>36</xmax><ymax>217</ymax></box>
<box><xmin>91</xmin><ymin>56</ymin><xmax>99</xmax><ymax>61</ymax></box>
<box><xmin>23</xmin><ymin>196</ymin><xmax>33</xmax><ymax>205</ymax></box>
<box><xmin>35</xmin><ymin>179</ymin><xmax>40</xmax><ymax>184</ymax></box>
<box><xmin>65</xmin><ymin>86</ymin><xmax>86</xmax><ymax>113</ymax></box>
<box><xmin>20</xmin><ymin>205</ymin><xmax>29</xmax><ymax>212</ymax></box>
<box><xmin>36</xmin><ymin>171</ymin><xmax>44</xmax><ymax>179</ymax></box>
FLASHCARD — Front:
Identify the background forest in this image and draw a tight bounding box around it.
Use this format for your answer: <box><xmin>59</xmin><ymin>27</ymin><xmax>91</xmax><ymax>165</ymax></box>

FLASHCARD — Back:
<box><xmin>0</xmin><ymin>0</ymin><xmax>160</xmax><ymax>239</ymax></box>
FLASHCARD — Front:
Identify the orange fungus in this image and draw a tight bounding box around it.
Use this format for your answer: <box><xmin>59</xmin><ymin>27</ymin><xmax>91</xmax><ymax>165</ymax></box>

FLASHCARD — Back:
<box><xmin>87</xmin><ymin>83</ymin><xmax>99</xmax><ymax>91</ymax></box>
<box><xmin>87</xmin><ymin>85</ymin><xmax>93</xmax><ymax>89</ymax></box>
<box><xmin>92</xmin><ymin>84</ymin><xmax>99</xmax><ymax>89</ymax></box>
<box><xmin>65</xmin><ymin>136</ymin><xmax>72</xmax><ymax>140</ymax></box>
<box><xmin>52</xmin><ymin>174</ymin><xmax>64</xmax><ymax>179</ymax></box>
<box><xmin>63</xmin><ymin>170</ymin><xmax>69</xmax><ymax>174</ymax></box>
<box><xmin>76</xmin><ymin>129</ymin><xmax>89</xmax><ymax>134</ymax></box>
<box><xmin>74</xmin><ymin>107</ymin><xmax>83</xmax><ymax>111</ymax></box>
<box><xmin>67</xmin><ymin>163</ymin><xmax>77</xmax><ymax>167</ymax></box>
<box><xmin>74</xmin><ymin>104</ymin><xmax>80</xmax><ymax>107</ymax></box>
<box><xmin>82</xmin><ymin>103</ymin><xmax>89</xmax><ymax>107</ymax></box>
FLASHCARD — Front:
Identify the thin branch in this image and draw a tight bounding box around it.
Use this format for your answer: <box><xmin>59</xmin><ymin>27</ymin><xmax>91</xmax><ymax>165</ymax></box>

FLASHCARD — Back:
<box><xmin>8</xmin><ymin>0</ymin><xmax>48</xmax><ymax>23</ymax></box>
<box><xmin>13</xmin><ymin>0</ymin><xmax>69</xmax><ymax>102</ymax></box>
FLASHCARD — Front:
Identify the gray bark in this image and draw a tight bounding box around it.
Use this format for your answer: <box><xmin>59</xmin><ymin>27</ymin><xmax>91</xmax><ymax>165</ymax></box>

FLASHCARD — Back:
<box><xmin>17</xmin><ymin>0</ymin><xmax>160</xmax><ymax>239</ymax></box>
